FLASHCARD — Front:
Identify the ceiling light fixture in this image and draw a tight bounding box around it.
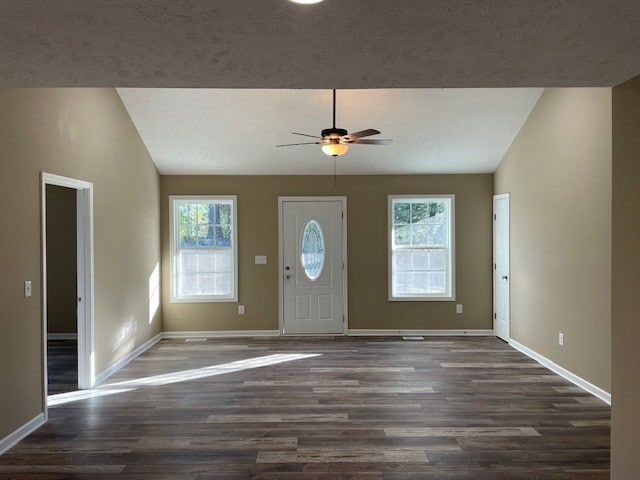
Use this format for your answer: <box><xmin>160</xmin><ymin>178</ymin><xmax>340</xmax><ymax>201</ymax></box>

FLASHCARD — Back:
<box><xmin>276</xmin><ymin>89</ymin><xmax>392</xmax><ymax>157</ymax></box>
<box><xmin>289</xmin><ymin>0</ymin><xmax>324</xmax><ymax>4</ymax></box>
<box><xmin>321</xmin><ymin>141</ymin><xmax>349</xmax><ymax>157</ymax></box>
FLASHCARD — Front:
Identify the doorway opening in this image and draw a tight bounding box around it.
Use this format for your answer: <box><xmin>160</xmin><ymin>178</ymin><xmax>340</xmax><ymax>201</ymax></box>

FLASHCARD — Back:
<box><xmin>41</xmin><ymin>173</ymin><xmax>94</xmax><ymax>416</ymax></box>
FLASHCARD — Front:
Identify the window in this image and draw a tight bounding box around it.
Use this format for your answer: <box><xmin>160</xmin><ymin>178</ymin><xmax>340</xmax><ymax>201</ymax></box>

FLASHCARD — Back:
<box><xmin>170</xmin><ymin>196</ymin><xmax>237</xmax><ymax>302</ymax></box>
<box><xmin>389</xmin><ymin>195</ymin><xmax>455</xmax><ymax>301</ymax></box>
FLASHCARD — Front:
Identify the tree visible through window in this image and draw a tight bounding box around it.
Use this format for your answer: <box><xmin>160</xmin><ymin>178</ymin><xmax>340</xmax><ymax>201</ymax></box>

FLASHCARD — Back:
<box><xmin>170</xmin><ymin>196</ymin><xmax>237</xmax><ymax>302</ymax></box>
<box><xmin>389</xmin><ymin>195</ymin><xmax>455</xmax><ymax>300</ymax></box>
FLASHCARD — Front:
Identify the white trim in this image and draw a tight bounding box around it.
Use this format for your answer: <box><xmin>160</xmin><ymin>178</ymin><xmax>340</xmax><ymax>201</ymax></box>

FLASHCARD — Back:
<box><xmin>162</xmin><ymin>330</ymin><xmax>280</xmax><ymax>339</ymax></box>
<box><xmin>278</xmin><ymin>196</ymin><xmax>348</xmax><ymax>336</ymax></box>
<box><xmin>41</xmin><ymin>172</ymin><xmax>95</xmax><ymax>420</ymax></box>
<box><xmin>169</xmin><ymin>195</ymin><xmax>238</xmax><ymax>303</ymax></box>
<box><xmin>509</xmin><ymin>339</ymin><xmax>611</xmax><ymax>405</ymax></box>
<box><xmin>93</xmin><ymin>333</ymin><xmax>163</xmax><ymax>386</ymax></box>
<box><xmin>347</xmin><ymin>329</ymin><xmax>494</xmax><ymax>336</ymax></box>
<box><xmin>47</xmin><ymin>333</ymin><xmax>78</xmax><ymax>340</ymax></box>
<box><xmin>388</xmin><ymin>194</ymin><xmax>456</xmax><ymax>301</ymax></box>
<box><xmin>0</xmin><ymin>413</ymin><xmax>45</xmax><ymax>456</ymax></box>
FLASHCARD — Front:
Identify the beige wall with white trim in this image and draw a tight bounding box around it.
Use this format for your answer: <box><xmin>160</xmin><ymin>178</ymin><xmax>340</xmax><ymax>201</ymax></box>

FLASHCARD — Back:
<box><xmin>611</xmin><ymin>74</ymin><xmax>640</xmax><ymax>479</ymax></box>
<box><xmin>161</xmin><ymin>174</ymin><xmax>494</xmax><ymax>332</ymax></box>
<box><xmin>0</xmin><ymin>88</ymin><xmax>161</xmax><ymax>441</ymax></box>
<box><xmin>495</xmin><ymin>88</ymin><xmax>612</xmax><ymax>392</ymax></box>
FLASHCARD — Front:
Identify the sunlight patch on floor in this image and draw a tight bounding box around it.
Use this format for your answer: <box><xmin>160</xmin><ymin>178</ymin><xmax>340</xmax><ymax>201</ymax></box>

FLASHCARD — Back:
<box><xmin>48</xmin><ymin>353</ymin><xmax>321</xmax><ymax>407</ymax></box>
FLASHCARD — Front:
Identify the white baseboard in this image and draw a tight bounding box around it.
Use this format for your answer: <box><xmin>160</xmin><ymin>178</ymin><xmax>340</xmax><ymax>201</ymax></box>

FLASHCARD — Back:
<box><xmin>0</xmin><ymin>413</ymin><xmax>45</xmax><ymax>456</ymax></box>
<box><xmin>47</xmin><ymin>333</ymin><xmax>77</xmax><ymax>340</ymax></box>
<box><xmin>162</xmin><ymin>330</ymin><xmax>280</xmax><ymax>339</ymax></box>
<box><xmin>347</xmin><ymin>329</ymin><xmax>494</xmax><ymax>336</ymax></box>
<box><xmin>509</xmin><ymin>339</ymin><xmax>611</xmax><ymax>405</ymax></box>
<box><xmin>94</xmin><ymin>333</ymin><xmax>162</xmax><ymax>386</ymax></box>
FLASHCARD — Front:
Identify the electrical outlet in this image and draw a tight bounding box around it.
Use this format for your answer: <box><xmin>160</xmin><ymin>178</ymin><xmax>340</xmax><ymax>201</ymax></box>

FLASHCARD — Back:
<box><xmin>238</xmin><ymin>305</ymin><xmax>245</xmax><ymax>315</ymax></box>
<box><xmin>456</xmin><ymin>304</ymin><xmax>463</xmax><ymax>314</ymax></box>
<box><xmin>24</xmin><ymin>281</ymin><xmax>32</xmax><ymax>298</ymax></box>
<box><xmin>558</xmin><ymin>332</ymin><xmax>564</xmax><ymax>346</ymax></box>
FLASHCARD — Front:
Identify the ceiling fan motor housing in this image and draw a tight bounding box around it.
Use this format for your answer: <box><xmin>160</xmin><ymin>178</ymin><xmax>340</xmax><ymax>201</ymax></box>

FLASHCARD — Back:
<box><xmin>322</xmin><ymin>128</ymin><xmax>348</xmax><ymax>140</ymax></box>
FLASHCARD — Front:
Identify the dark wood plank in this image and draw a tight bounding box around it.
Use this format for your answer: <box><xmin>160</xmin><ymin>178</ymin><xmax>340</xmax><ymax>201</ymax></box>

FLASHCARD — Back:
<box><xmin>0</xmin><ymin>337</ymin><xmax>610</xmax><ymax>479</ymax></box>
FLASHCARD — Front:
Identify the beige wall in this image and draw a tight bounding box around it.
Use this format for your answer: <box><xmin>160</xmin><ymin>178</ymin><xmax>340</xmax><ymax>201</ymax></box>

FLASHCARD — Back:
<box><xmin>495</xmin><ymin>88</ymin><xmax>612</xmax><ymax>392</ymax></box>
<box><xmin>161</xmin><ymin>174</ymin><xmax>493</xmax><ymax>332</ymax></box>
<box><xmin>611</xmin><ymin>75</ymin><xmax>640</xmax><ymax>479</ymax></box>
<box><xmin>45</xmin><ymin>185</ymin><xmax>77</xmax><ymax>334</ymax></box>
<box><xmin>0</xmin><ymin>89</ymin><xmax>161</xmax><ymax>441</ymax></box>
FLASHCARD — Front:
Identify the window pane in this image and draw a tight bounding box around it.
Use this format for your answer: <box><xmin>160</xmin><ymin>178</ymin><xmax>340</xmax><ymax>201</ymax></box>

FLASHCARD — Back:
<box><xmin>179</xmin><ymin>274</ymin><xmax>197</xmax><ymax>296</ymax></box>
<box><xmin>394</xmin><ymin>225</ymin><xmax>411</xmax><ymax>246</ymax></box>
<box><xmin>214</xmin><ymin>273</ymin><xmax>231</xmax><ymax>296</ymax></box>
<box><xmin>197</xmin><ymin>274</ymin><xmax>214</xmax><ymax>295</ymax></box>
<box><xmin>216</xmin><ymin>203</ymin><xmax>232</xmax><ymax>225</ymax></box>
<box><xmin>214</xmin><ymin>225</ymin><xmax>232</xmax><ymax>247</ymax></box>
<box><xmin>394</xmin><ymin>202</ymin><xmax>410</xmax><ymax>224</ymax></box>
<box><xmin>392</xmin><ymin>272</ymin><xmax>412</xmax><ymax>295</ymax></box>
<box><xmin>412</xmin><ymin>272</ymin><xmax>430</xmax><ymax>293</ymax></box>
<box><xmin>214</xmin><ymin>251</ymin><xmax>232</xmax><ymax>273</ymax></box>
<box><xmin>427</xmin><ymin>222</ymin><xmax>446</xmax><ymax>246</ymax></box>
<box><xmin>393</xmin><ymin>249</ymin><xmax>411</xmax><ymax>271</ymax></box>
<box><xmin>412</xmin><ymin>224</ymin><xmax>428</xmax><ymax>246</ymax></box>
<box><xmin>411</xmin><ymin>202</ymin><xmax>430</xmax><ymax>224</ymax></box>
<box><xmin>180</xmin><ymin>251</ymin><xmax>198</xmax><ymax>273</ymax></box>
<box><xmin>197</xmin><ymin>252</ymin><xmax>214</xmax><ymax>272</ymax></box>
<box><xmin>412</xmin><ymin>250</ymin><xmax>429</xmax><ymax>270</ymax></box>
<box><xmin>428</xmin><ymin>250</ymin><xmax>446</xmax><ymax>271</ymax></box>
<box><xmin>428</xmin><ymin>272</ymin><xmax>446</xmax><ymax>292</ymax></box>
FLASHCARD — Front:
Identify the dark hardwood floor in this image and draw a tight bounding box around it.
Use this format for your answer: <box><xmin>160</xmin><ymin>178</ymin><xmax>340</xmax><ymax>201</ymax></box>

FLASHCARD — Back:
<box><xmin>47</xmin><ymin>339</ymin><xmax>78</xmax><ymax>395</ymax></box>
<box><xmin>1</xmin><ymin>337</ymin><xmax>610</xmax><ymax>479</ymax></box>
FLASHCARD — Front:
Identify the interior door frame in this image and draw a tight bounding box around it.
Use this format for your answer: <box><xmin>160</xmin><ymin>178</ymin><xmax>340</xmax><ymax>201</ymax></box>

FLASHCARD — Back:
<box><xmin>41</xmin><ymin>172</ymin><xmax>95</xmax><ymax>416</ymax></box>
<box><xmin>278</xmin><ymin>196</ymin><xmax>348</xmax><ymax>335</ymax></box>
<box><xmin>493</xmin><ymin>192</ymin><xmax>510</xmax><ymax>341</ymax></box>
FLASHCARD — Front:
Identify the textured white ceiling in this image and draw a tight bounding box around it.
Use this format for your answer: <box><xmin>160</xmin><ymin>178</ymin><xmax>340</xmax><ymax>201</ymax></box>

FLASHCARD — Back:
<box><xmin>117</xmin><ymin>88</ymin><xmax>543</xmax><ymax>175</ymax></box>
<box><xmin>1</xmin><ymin>1</ymin><xmax>639</xmax><ymax>88</ymax></box>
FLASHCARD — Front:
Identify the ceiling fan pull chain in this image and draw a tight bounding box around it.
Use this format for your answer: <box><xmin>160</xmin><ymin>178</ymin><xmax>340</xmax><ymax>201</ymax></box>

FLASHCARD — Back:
<box><xmin>333</xmin><ymin>156</ymin><xmax>337</xmax><ymax>187</ymax></box>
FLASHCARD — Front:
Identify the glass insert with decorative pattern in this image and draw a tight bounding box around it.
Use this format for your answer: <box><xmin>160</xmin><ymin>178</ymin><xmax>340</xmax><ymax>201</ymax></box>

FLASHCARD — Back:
<box><xmin>300</xmin><ymin>219</ymin><xmax>325</xmax><ymax>281</ymax></box>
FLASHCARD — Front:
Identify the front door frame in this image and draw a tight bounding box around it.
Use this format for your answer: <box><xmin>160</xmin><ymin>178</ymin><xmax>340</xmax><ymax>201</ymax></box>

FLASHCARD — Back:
<box><xmin>278</xmin><ymin>196</ymin><xmax>348</xmax><ymax>335</ymax></box>
<box><xmin>41</xmin><ymin>172</ymin><xmax>95</xmax><ymax>416</ymax></box>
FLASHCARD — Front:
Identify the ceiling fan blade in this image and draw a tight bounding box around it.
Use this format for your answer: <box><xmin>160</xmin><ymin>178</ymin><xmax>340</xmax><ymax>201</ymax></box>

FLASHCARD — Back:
<box><xmin>345</xmin><ymin>129</ymin><xmax>381</xmax><ymax>139</ymax></box>
<box><xmin>352</xmin><ymin>139</ymin><xmax>393</xmax><ymax>145</ymax></box>
<box><xmin>276</xmin><ymin>141</ymin><xmax>320</xmax><ymax>147</ymax></box>
<box><xmin>291</xmin><ymin>132</ymin><xmax>321</xmax><ymax>139</ymax></box>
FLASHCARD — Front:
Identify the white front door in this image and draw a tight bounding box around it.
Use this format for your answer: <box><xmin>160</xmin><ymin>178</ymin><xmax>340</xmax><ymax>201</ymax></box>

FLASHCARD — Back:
<box><xmin>493</xmin><ymin>193</ymin><xmax>510</xmax><ymax>341</ymax></box>
<box><xmin>281</xmin><ymin>198</ymin><xmax>345</xmax><ymax>334</ymax></box>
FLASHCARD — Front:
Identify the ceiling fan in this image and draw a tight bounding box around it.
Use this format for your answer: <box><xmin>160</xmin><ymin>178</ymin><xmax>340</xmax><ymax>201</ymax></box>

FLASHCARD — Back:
<box><xmin>276</xmin><ymin>89</ymin><xmax>392</xmax><ymax>157</ymax></box>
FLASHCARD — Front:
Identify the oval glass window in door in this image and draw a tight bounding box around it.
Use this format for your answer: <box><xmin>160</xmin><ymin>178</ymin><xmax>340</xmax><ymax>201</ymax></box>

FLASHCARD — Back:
<box><xmin>300</xmin><ymin>219</ymin><xmax>325</xmax><ymax>281</ymax></box>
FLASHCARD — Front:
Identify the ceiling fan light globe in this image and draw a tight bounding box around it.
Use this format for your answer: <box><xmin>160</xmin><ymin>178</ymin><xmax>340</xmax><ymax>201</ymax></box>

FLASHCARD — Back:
<box><xmin>322</xmin><ymin>143</ymin><xmax>349</xmax><ymax>157</ymax></box>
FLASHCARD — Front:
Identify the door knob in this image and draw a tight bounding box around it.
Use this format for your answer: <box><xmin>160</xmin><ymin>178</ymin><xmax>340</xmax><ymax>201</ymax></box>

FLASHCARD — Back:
<box><xmin>502</xmin><ymin>275</ymin><xmax>508</xmax><ymax>280</ymax></box>
<box><xmin>285</xmin><ymin>274</ymin><xmax>291</xmax><ymax>279</ymax></box>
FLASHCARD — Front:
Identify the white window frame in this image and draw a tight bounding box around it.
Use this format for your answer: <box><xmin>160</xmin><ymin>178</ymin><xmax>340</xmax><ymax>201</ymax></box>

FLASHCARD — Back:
<box><xmin>170</xmin><ymin>195</ymin><xmax>238</xmax><ymax>303</ymax></box>
<box><xmin>388</xmin><ymin>194</ymin><xmax>455</xmax><ymax>301</ymax></box>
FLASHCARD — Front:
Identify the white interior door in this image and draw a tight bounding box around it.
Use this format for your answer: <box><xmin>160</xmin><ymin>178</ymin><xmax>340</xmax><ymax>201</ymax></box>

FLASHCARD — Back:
<box><xmin>493</xmin><ymin>193</ymin><xmax>510</xmax><ymax>341</ymax></box>
<box><xmin>281</xmin><ymin>199</ymin><xmax>345</xmax><ymax>334</ymax></box>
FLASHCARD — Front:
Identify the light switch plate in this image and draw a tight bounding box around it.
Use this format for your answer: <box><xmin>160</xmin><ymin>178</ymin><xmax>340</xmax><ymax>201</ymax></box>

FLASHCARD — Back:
<box><xmin>255</xmin><ymin>255</ymin><xmax>267</xmax><ymax>264</ymax></box>
<box><xmin>24</xmin><ymin>280</ymin><xmax>32</xmax><ymax>298</ymax></box>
